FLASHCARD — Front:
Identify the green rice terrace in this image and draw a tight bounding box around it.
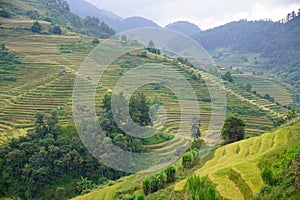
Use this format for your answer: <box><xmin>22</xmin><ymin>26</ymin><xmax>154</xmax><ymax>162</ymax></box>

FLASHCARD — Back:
<box><xmin>0</xmin><ymin>2</ymin><xmax>300</xmax><ymax>199</ymax></box>
<box><xmin>0</xmin><ymin>23</ymin><xmax>291</xmax><ymax>144</ymax></box>
<box><xmin>72</xmin><ymin>121</ymin><xmax>300</xmax><ymax>200</ymax></box>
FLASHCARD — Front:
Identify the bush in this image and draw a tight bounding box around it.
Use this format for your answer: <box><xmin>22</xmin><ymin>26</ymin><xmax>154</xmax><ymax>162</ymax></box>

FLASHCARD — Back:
<box><xmin>187</xmin><ymin>175</ymin><xmax>220</xmax><ymax>200</ymax></box>
<box><xmin>142</xmin><ymin>178</ymin><xmax>151</xmax><ymax>195</ymax></box>
<box><xmin>31</xmin><ymin>21</ymin><xmax>42</xmax><ymax>33</ymax></box>
<box><xmin>52</xmin><ymin>25</ymin><xmax>62</xmax><ymax>34</ymax></box>
<box><xmin>92</xmin><ymin>38</ymin><xmax>100</xmax><ymax>44</ymax></box>
<box><xmin>0</xmin><ymin>9</ymin><xmax>12</xmax><ymax>18</ymax></box>
<box><xmin>142</xmin><ymin>171</ymin><xmax>166</xmax><ymax>195</ymax></box>
<box><xmin>136</xmin><ymin>194</ymin><xmax>145</xmax><ymax>200</ymax></box>
<box><xmin>164</xmin><ymin>166</ymin><xmax>176</xmax><ymax>183</ymax></box>
<box><xmin>261</xmin><ymin>167</ymin><xmax>275</xmax><ymax>186</ymax></box>
<box><xmin>182</xmin><ymin>151</ymin><xmax>196</xmax><ymax>168</ymax></box>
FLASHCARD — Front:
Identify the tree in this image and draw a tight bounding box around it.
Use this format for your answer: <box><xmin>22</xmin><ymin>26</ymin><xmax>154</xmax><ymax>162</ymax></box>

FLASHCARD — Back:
<box><xmin>221</xmin><ymin>116</ymin><xmax>245</xmax><ymax>144</ymax></box>
<box><xmin>52</xmin><ymin>25</ymin><xmax>62</xmax><ymax>34</ymax></box>
<box><xmin>129</xmin><ymin>92</ymin><xmax>151</xmax><ymax>126</ymax></box>
<box><xmin>222</xmin><ymin>71</ymin><xmax>234</xmax><ymax>83</ymax></box>
<box><xmin>31</xmin><ymin>21</ymin><xmax>42</xmax><ymax>33</ymax></box>
<box><xmin>245</xmin><ymin>83</ymin><xmax>252</xmax><ymax>92</ymax></box>
<box><xmin>92</xmin><ymin>38</ymin><xmax>100</xmax><ymax>44</ymax></box>
<box><xmin>101</xmin><ymin>92</ymin><xmax>112</xmax><ymax>112</ymax></box>
<box><xmin>191</xmin><ymin>118</ymin><xmax>201</xmax><ymax>138</ymax></box>
<box><xmin>147</xmin><ymin>40</ymin><xmax>155</xmax><ymax>48</ymax></box>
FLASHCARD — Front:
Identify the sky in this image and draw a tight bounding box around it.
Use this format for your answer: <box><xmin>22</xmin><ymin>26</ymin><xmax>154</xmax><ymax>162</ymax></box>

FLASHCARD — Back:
<box><xmin>85</xmin><ymin>0</ymin><xmax>300</xmax><ymax>30</ymax></box>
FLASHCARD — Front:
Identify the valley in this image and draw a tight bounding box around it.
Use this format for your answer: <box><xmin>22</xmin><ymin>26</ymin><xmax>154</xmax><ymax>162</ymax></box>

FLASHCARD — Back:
<box><xmin>0</xmin><ymin>0</ymin><xmax>299</xmax><ymax>200</ymax></box>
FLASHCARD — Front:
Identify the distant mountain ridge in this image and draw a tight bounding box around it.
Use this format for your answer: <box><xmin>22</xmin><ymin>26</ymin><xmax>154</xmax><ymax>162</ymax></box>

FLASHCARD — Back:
<box><xmin>67</xmin><ymin>0</ymin><xmax>159</xmax><ymax>32</ymax></box>
<box><xmin>165</xmin><ymin>21</ymin><xmax>201</xmax><ymax>36</ymax></box>
<box><xmin>192</xmin><ymin>16</ymin><xmax>300</xmax><ymax>85</ymax></box>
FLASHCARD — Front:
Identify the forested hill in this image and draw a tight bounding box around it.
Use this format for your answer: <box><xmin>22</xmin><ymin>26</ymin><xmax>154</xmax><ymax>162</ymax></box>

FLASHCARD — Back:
<box><xmin>0</xmin><ymin>0</ymin><xmax>115</xmax><ymax>38</ymax></box>
<box><xmin>193</xmin><ymin>14</ymin><xmax>300</xmax><ymax>85</ymax></box>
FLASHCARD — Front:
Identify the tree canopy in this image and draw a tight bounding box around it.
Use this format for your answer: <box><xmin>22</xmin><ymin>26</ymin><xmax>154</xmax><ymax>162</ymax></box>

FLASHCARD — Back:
<box><xmin>221</xmin><ymin>116</ymin><xmax>245</xmax><ymax>144</ymax></box>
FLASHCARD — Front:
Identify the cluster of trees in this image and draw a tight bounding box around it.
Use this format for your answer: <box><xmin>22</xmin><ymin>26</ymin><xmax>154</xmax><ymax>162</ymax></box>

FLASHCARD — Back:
<box><xmin>100</xmin><ymin>92</ymin><xmax>154</xmax><ymax>152</ymax></box>
<box><xmin>187</xmin><ymin>175</ymin><xmax>220</xmax><ymax>200</ymax></box>
<box><xmin>142</xmin><ymin>166</ymin><xmax>177</xmax><ymax>195</ymax></box>
<box><xmin>17</xmin><ymin>0</ymin><xmax>115</xmax><ymax>38</ymax></box>
<box><xmin>146</xmin><ymin>40</ymin><xmax>161</xmax><ymax>55</ymax></box>
<box><xmin>0</xmin><ymin>44</ymin><xmax>21</xmax><ymax>82</ymax></box>
<box><xmin>0</xmin><ymin>111</ymin><xmax>126</xmax><ymax>199</ymax></box>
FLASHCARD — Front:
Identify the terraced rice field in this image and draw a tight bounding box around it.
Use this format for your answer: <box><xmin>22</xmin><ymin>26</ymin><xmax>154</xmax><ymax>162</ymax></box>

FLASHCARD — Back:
<box><xmin>0</xmin><ymin>28</ymin><xmax>89</xmax><ymax>142</ymax></box>
<box><xmin>0</xmin><ymin>22</ymin><xmax>288</xmax><ymax>148</ymax></box>
<box><xmin>233</xmin><ymin>74</ymin><xmax>293</xmax><ymax>106</ymax></box>
<box><xmin>174</xmin><ymin>121</ymin><xmax>299</xmax><ymax>200</ymax></box>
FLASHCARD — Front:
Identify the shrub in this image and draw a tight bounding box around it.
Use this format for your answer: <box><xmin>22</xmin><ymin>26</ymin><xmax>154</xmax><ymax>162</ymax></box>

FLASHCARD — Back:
<box><xmin>182</xmin><ymin>151</ymin><xmax>195</xmax><ymax>168</ymax></box>
<box><xmin>136</xmin><ymin>194</ymin><xmax>145</xmax><ymax>200</ymax></box>
<box><xmin>164</xmin><ymin>166</ymin><xmax>176</xmax><ymax>183</ymax></box>
<box><xmin>92</xmin><ymin>38</ymin><xmax>100</xmax><ymax>44</ymax></box>
<box><xmin>0</xmin><ymin>9</ymin><xmax>12</xmax><ymax>18</ymax></box>
<box><xmin>261</xmin><ymin>167</ymin><xmax>275</xmax><ymax>185</ymax></box>
<box><xmin>52</xmin><ymin>25</ymin><xmax>62</xmax><ymax>34</ymax></box>
<box><xmin>31</xmin><ymin>21</ymin><xmax>42</xmax><ymax>33</ymax></box>
<box><xmin>142</xmin><ymin>178</ymin><xmax>151</xmax><ymax>195</ymax></box>
<box><xmin>187</xmin><ymin>175</ymin><xmax>220</xmax><ymax>200</ymax></box>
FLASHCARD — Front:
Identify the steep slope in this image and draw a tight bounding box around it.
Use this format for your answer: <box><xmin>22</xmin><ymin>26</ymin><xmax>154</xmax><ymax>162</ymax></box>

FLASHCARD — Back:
<box><xmin>175</xmin><ymin>121</ymin><xmax>300</xmax><ymax>199</ymax></box>
<box><xmin>66</xmin><ymin>0</ymin><xmax>160</xmax><ymax>32</ymax></box>
<box><xmin>193</xmin><ymin>15</ymin><xmax>300</xmax><ymax>85</ymax></box>
<box><xmin>66</xmin><ymin>0</ymin><xmax>125</xmax><ymax>32</ymax></box>
<box><xmin>165</xmin><ymin>21</ymin><xmax>201</xmax><ymax>36</ymax></box>
<box><xmin>72</xmin><ymin>120</ymin><xmax>300</xmax><ymax>200</ymax></box>
<box><xmin>0</xmin><ymin>0</ymin><xmax>115</xmax><ymax>38</ymax></box>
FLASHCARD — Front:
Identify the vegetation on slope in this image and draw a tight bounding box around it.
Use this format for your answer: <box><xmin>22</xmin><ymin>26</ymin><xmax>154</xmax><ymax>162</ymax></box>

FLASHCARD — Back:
<box><xmin>175</xmin><ymin>121</ymin><xmax>300</xmax><ymax>200</ymax></box>
<box><xmin>0</xmin><ymin>0</ymin><xmax>115</xmax><ymax>38</ymax></box>
<box><xmin>193</xmin><ymin>13</ymin><xmax>300</xmax><ymax>85</ymax></box>
<box><xmin>0</xmin><ymin>111</ymin><xmax>127</xmax><ymax>199</ymax></box>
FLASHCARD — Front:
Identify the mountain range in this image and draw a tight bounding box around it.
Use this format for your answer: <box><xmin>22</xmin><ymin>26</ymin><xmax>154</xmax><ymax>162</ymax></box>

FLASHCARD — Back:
<box><xmin>66</xmin><ymin>0</ymin><xmax>201</xmax><ymax>35</ymax></box>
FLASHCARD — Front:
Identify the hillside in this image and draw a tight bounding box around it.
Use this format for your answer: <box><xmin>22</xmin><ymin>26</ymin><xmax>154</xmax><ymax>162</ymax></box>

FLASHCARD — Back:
<box><xmin>0</xmin><ymin>0</ymin><xmax>115</xmax><ymax>38</ymax></box>
<box><xmin>0</xmin><ymin>1</ymin><xmax>299</xmax><ymax>200</ymax></box>
<box><xmin>67</xmin><ymin>0</ymin><xmax>160</xmax><ymax>32</ymax></box>
<box><xmin>165</xmin><ymin>21</ymin><xmax>201</xmax><ymax>36</ymax></box>
<box><xmin>193</xmin><ymin>15</ymin><xmax>300</xmax><ymax>86</ymax></box>
<box><xmin>72</xmin><ymin>120</ymin><xmax>300</xmax><ymax>200</ymax></box>
<box><xmin>175</xmin><ymin>120</ymin><xmax>300</xmax><ymax>199</ymax></box>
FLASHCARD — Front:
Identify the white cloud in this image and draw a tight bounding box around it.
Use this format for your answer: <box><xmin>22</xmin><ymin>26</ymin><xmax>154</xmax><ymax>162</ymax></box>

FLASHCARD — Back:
<box><xmin>87</xmin><ymin>0</ymin><xmax>300</xmax><ymax>30</ymax></box>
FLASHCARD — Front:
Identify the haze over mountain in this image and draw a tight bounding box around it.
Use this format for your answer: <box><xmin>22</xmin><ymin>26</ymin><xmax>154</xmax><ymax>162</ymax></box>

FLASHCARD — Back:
<box><xmin>165</xmin><ymin>21</ymin><xmax>201</xmax><ymax>36</ymax></box>
<box><xmin>66</xmin><ymin>0</ymin><xmax>159</xmax><ymax>32</ymax></box>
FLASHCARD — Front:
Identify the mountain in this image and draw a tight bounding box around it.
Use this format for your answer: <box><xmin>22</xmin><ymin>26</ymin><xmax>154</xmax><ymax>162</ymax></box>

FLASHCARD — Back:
<box><xmin>67</xmin><ymin>0</ymin><xmax>160</xmax><ymax>32</ymax></box>
<box><xmin>66</xmin><ymin>0</ymin><xmax>125</xmax><ymax>32</ymax></box>
<box><xmin>165</xmin><ymin>21</ymin><xmax>201</xmax><ymax>36</ymax></box>
<box><xmin>123</xmin><ymin>16</ymin><xmax>160</xmax><ymax>30</ymax></box>
<box><xmin>193</xmin><ymin>15</ymin><xmax>300</xmax><ymax>85</ymax></box>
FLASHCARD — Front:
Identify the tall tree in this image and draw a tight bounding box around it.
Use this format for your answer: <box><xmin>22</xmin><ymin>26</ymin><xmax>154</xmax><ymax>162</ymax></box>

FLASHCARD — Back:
<box><xmin>221</xmin><ymin>116</ymin><xmax>245</xmax><ymax>144</ymax></box>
